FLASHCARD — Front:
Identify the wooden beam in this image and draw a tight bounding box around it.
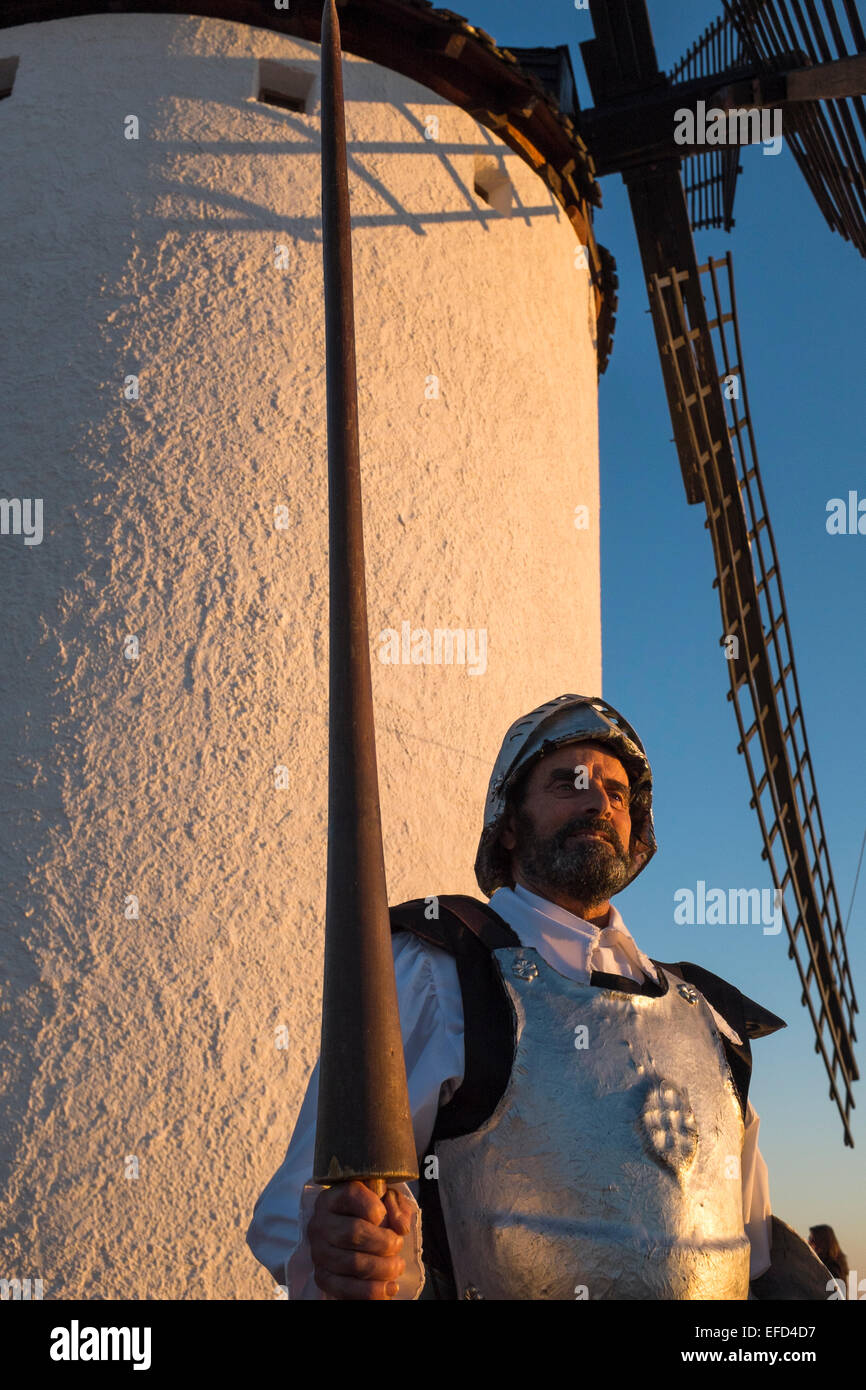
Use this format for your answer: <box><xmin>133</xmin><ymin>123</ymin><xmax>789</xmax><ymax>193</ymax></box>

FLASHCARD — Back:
<box><xmin>787</xmin><ymin>53</ymin><xmax>866</xmax><ymax>103</ymax></box>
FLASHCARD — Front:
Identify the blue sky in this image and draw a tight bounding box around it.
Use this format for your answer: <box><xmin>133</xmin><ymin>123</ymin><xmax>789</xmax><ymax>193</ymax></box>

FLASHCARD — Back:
<box><xmin>466</xmin><ymin>0</ymin><xmax>866</xmax><ymax>1276</ymax></box>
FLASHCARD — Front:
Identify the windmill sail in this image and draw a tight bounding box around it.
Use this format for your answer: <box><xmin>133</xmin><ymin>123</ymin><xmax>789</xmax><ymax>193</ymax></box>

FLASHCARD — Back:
<box><xmin>649</xmin><ymin>254</ymin><xmax>859</xmax><ymax>1145</ymax></box>
<box><xmin>671</xmin><ymin>1</ymin><xmax>866</xmax><ymax>251</ymax></box>
<box><xmin>669</xmin><ymin>13</ymin><xmax>747</xmax><ymax>231</ymax></box>
<box><xmin>580</xmin><ymin>0</ymin><xmax>860</xmax><ymax>1144</ymax></box>
<box><xmin>723</xmin><ymin>0</ymin><xmax>866</xmax><ymax>257</ymax></box>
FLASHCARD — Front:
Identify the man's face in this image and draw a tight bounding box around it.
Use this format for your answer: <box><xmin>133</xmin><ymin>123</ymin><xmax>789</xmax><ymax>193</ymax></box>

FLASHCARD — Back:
<box><xmin>499</xmin><ymin>741</ymin><xmax>633</xmax><ymax>908</ymax></box>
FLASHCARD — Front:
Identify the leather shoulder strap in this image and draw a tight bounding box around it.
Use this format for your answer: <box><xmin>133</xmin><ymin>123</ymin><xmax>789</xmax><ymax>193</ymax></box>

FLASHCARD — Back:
<box><xmin>389</xmin><ymin>893</ymin><xmax>520</xmax><ymax>953</ymax></box>
<box><xmin>388</xmin><ymin>893</ymin><xmax>519</xmax><ymax>1137</ymax></box>
<box><xmin>388</xmin><ymin>895</ymin><xmax>518</xmax><ymax>1139</ymax></box>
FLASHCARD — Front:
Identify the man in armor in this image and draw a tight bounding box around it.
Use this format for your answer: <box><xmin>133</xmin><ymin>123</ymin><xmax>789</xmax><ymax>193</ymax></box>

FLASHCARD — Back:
<box><xmin>247</xmin><ymin>694</ymin><xmax>828</xmax><ymax>1300</ymax></box>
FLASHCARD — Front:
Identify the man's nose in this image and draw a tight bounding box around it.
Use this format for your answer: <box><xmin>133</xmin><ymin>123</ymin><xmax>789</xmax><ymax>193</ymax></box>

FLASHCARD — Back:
<box><xmin>578</xmin><ymin>782</ymin><xmax>611</xmax><ymax>814</ymax></box>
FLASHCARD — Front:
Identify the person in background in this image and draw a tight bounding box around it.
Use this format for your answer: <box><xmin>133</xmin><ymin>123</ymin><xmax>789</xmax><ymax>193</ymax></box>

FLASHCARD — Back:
<box><xmin>809</xmin><ymin>1225</ymin><xmax>849</xmax><ymax>1283</ymax></box>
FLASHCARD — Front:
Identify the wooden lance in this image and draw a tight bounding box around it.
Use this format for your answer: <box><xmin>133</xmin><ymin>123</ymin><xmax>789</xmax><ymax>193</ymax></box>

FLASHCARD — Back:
<box><xmin>313</xmin><ymin>0</ymin><xmax>418</xmax><ymax>1195</ymax></box>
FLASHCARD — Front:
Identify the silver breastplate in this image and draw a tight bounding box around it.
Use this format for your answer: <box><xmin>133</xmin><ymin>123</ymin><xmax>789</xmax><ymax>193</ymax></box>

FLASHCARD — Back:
<box><xmin>435</xmin><ymin>948</ymin><xmax>750</xmax><ymax>1300</ymax></box>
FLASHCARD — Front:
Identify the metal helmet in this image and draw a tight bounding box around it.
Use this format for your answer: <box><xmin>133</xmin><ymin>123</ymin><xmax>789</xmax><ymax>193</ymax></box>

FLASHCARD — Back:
<box><xmin>474</xmin><ymin>694</ymin><xmax>657</xmax><ymax>898</ymax></box>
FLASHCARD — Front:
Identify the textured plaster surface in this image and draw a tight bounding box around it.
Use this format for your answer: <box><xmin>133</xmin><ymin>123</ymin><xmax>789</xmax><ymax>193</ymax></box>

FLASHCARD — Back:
<box><xmin>0</xmin><ymin>13</ymin><xmax>601</xmax><ymax>1297</ymax></box>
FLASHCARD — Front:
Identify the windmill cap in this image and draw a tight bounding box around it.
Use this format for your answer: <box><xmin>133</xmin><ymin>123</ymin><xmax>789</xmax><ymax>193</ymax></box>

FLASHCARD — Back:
<box><xmin>474</xmin><ymin>694</ymin><xmax>657</xmax><ymax>898</ymax></box>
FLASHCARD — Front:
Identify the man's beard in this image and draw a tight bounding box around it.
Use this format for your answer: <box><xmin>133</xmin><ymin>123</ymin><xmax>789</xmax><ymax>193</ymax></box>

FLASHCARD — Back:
<box><xmin>511</xmin><ymin>807</ymin><xmax>632</xmax><ymax>907</ymax></box>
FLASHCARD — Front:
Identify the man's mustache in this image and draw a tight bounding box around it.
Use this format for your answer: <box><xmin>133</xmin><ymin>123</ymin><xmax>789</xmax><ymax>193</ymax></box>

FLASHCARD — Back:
<box><xmin>556</xmin><ymin>819</ymin><xmax>626</xmax><ymax>855</ymax></box>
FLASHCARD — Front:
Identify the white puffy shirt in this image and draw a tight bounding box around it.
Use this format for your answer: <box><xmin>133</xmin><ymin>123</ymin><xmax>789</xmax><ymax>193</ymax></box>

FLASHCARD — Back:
<box><xmin>246</xmin><ymin>883</ymin><xmax>773</xmax><ymax>1296</ymax></box>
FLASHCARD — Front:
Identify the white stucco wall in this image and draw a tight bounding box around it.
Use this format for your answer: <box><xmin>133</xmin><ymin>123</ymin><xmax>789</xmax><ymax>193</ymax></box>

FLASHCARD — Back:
<box><xmin>0</xmin><ymin>12</ymin><xmax>601</xmax><ymax>1298</ymax></box>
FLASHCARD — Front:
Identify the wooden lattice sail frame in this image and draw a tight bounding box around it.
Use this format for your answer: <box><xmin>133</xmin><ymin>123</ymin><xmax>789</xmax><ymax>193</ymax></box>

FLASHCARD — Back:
<box><xmin>581</xmin><ymin>0</ymin><xmax>860</xmax><ymax>1144</ymax></box>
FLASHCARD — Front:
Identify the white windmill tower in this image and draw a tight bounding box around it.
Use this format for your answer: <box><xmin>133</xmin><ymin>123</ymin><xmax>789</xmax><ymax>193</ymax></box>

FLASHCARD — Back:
<box><xmin>0</xmin><ymin>3</ymin><xmax>610</xmax><ymax>1297</ymax></box>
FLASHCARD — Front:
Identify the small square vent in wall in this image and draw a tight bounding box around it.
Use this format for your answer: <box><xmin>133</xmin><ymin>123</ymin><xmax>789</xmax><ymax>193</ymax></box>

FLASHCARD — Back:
<box><xmin>0</xmin><ymin>56</ymin><xmax>19</xmax><ymax>100</ymax></box>
<box><xmin>474</xmin><ymin>158</ymin><xmax>514</xmax><ymax>217</ymax></box>
<box><xmin>257</xmin><ymin>59</ymin><xmax>316</xmax><ymax>113</ymax></box>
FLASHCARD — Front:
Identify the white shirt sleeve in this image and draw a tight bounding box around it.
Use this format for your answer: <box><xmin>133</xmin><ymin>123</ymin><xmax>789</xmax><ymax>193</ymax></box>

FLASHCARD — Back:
<box><xmin>741</xmin><ymin>1098</ymin><xmax>773</xmax><ymax>1280</ymax></box>
<box><xmin>245</xmin><ymin>930</ymin><xmax>464</xmax><ymax>1298</ymax></box>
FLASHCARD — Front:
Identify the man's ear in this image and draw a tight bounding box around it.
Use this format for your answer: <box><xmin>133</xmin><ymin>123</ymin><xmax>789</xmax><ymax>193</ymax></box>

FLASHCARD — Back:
<box><xmin>499</xmin><ymin>810</ymin><xmax>517</xmax><ymax>853</ymax></box>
